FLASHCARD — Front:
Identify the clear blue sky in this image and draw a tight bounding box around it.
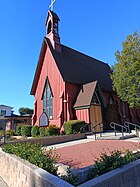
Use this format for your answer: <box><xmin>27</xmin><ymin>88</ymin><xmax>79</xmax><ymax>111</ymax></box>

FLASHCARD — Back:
<box><xmin>0</xmin><ymin>0</ymin><xmax>139</xmax><ymax>114</ymax></box>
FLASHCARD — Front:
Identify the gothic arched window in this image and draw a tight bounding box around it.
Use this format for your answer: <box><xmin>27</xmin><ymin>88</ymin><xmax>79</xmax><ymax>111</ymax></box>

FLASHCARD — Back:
<box><xmin>109</xmin><ymin>95</ymin><xmax>114</xmax><ymax>104</ymax></box>
<box><xmin>42</xmin><ymin>79</ymin><xmax>53</xmax><ymax>119</ymax></box>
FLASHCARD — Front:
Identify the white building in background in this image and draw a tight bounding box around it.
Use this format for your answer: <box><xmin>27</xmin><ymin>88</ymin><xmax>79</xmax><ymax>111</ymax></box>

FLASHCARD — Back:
<box><xmin>0</xmin><ymin>105</ymin><xmax>13</xmax><ymax>116</ymax></box>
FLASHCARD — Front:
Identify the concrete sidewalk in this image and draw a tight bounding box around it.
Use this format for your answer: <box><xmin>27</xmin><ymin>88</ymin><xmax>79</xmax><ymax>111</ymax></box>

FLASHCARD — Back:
<box><xmin>0</xmin><ymin>176</ymin><xmax>8</xmax><ymax>187</ymax></box>
<box><xmin>124</xmin><ymin>137</ymin><xmax>140</xmax><ymax>142</ymax></box>
<box><xmin>46</xmin><ymin>138</ymin><xmax>94</xmax><ymax>150</ymax></box>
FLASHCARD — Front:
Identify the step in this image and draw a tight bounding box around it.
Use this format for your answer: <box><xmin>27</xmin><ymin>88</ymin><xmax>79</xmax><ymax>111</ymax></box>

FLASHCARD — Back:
<box><xmin>87</xmin><ymin>133</ymin><xmax>137</xmax><ymax>140</ymax></box>
<box><xmin>97</xmin><ymin>134</ymin><xmax>137</xmax><ymax>140</ymax></box>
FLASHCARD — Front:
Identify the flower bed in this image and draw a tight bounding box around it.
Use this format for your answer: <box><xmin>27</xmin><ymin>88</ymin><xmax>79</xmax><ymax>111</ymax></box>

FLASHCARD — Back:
<box><xmin>1</xmin><ymin>142</ymin><xmax>140</xmax><ymax>187</ymax></box>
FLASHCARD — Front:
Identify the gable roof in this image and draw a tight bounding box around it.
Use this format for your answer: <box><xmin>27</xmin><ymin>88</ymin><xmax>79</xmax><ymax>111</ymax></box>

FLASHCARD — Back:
<box><xmin>30</xmin><ymin>40</ymin><xmax>47</xmax><ymax>95</ymax></box>
<box><xmin>47</xmin><ymin>38</ymin><xmax>112</xmax><ymax>90</ymax></box>
<box><xmin>74</xmin><ymin>81</ymin><xmax>106</xmax><ymax>109</ymax></box>
<box><xmin>0</xmin><ymin>104</ymin><xmax>13</xmax><ymax>109</ymax></box>
<box><xmin>31</xmin><ymin>37</ymin><xmax>112</xmax><ymax>95</ymax></box>
<box><xmin>74</xmin><ymin>81</ymin><xmax>97</xmax><ymax>108</ymax></box>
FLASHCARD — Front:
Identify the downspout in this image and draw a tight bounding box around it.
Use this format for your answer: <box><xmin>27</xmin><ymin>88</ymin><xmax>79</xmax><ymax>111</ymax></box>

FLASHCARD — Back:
<box><xmin>64</xmin><ymin>82</ymin><xmax>67</xmax><ymax>122</ymax></box>
<box><xmin>88</xmin><ymin>107</ymin><xmax>91</xmax><ymax>132</ymax></box>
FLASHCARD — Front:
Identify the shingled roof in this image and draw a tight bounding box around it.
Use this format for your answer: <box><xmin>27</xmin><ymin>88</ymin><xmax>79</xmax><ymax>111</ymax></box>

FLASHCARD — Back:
<box><xmin>74</xmin><ymin>81</ymin><xmax>107</xmax><ymax>109</ymax></box>
<box><xmin>46</xmin><ymin>38</ymin><xmax>112</xmax><ymax>90</ymax></box>
<box><xmin>31</xmin><ymin>38</ymin><xmax>112</xmax><ymax>95</ymax></box>
<box><xmin>74</xmin><ymin>81</ymin><xmax>97</xmax><ymax>108</ymax></box>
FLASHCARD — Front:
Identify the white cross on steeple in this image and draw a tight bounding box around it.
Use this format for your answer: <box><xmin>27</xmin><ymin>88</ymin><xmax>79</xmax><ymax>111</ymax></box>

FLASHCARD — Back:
<box><xmin>49</xmin><ymin>0</ymin><xmax>56</xmax><ymax>11</ymax></box>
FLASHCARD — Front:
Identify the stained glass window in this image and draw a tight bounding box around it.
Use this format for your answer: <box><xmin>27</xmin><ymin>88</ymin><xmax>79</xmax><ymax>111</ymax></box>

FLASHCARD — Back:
<box><xmin>43</xmin><ymin>80</ymin><xmax>53</xmax><ymax>119</ymax></box>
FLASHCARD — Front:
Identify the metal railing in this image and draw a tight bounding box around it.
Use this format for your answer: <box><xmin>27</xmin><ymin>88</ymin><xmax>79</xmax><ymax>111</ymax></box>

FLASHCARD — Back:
<box><xmin>0</xmin><ymin>130</ymin><xmax>6</xmax><ymax>144</ymax></box>
<box><xmin>0</xmin><ymin>135</ymin><xmax>6</xmax><ymax>144</ymax></box>
<box><xmin>92</xmin><ymin>122</ymin><xmax>103</xmax><ymax>140</ymax></box>
<box><xmin>110</xmin><ymin>122</ymin><xmax>127</xmax><ymax>137</ymax></box>
<box><xmin>124</xmin><ymin>122</ymin><xmax>140</xmax><ymax>136</ymax></box>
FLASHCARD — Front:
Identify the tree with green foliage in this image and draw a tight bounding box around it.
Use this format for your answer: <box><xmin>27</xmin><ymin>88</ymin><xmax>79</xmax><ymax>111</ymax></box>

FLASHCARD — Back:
<box><xmin>111</xmin><ymin>32</ymin><xmax>140</xmax><ymax>108</ymax></box>
<box><xmin>18</xmin><ymin>107</ymin><xmax>33</xmax><ymax>115</ymax></box>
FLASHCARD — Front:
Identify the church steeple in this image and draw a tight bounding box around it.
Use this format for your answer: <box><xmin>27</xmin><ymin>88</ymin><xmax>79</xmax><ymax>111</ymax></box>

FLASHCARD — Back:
<box><xmin>46</xmin><ymin>10</ymin><xmax>61</xmax><ymax>52</ymax></box>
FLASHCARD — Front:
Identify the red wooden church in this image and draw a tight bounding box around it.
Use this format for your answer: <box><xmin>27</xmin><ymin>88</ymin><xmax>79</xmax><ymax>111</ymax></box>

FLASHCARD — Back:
<box><xmin>30</xmin><ymin>10</ymin><xmax>140</xmax><ymax>131</ymax></box>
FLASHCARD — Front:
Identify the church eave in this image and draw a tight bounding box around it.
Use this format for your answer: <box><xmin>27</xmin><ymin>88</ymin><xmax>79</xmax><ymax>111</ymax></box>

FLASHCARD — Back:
<box><xmin>30</xmin><ymin>37</ymin><xmax>66</xmax><ymax>96</ymax></box>
<box><xmin>30</xmin><ymin>38</ymin><xmax>47</xmax><ymax>95</ymax></box>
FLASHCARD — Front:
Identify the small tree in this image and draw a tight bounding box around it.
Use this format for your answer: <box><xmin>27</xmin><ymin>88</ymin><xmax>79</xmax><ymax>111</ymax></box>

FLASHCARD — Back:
<box><xmin>19</xmin><ymin>107</ymin><xmax>33</xmax><ymax>115</ymax></box>
<box><xmin>111</xmin><ymin>32</ymin><xmax>140</xmax><ymax>108</ymax></box>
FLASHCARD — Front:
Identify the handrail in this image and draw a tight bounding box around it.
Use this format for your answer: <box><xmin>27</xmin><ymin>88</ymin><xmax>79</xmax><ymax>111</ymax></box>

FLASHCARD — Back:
<box><xmin>80</xmin><ymin>124</ymin><xmax>89</xmax><ymax>133</ymax></box>
<box><xmin>0</xmin><ymin>136</ymin><xmax>3</xmax><ymax>140</ymax></box>
<box><xmin>92</xmin><ymin>122</ymin><xmax>103</xmax><ymax>140</ymax></box>
<box><xmin>124</xmin><ymin>122</ymin><xmax>140</xmax><ymax>136</ymax></box>
<box><xmin>0</xmin><ymin>131</ymin><xmax>6</xmax><ymax>144</ymax></box>
<box><xmin>110</xmin><ymin>122</ymin><xmax>127</xmax><ymax>137</ymax></box>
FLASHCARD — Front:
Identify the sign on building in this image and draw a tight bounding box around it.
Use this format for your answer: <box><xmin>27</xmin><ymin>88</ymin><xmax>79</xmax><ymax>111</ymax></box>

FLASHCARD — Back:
<box><xmin>39</xmin><ymin>112</ymin><xmax>49</xmax><ymax>127</ymax></box>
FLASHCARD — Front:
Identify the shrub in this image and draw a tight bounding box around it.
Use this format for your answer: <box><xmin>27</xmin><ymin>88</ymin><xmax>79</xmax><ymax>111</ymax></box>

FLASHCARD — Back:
<box><xmin>93</xmin><ymin>149</ymin><xmax>140</xmax><ymax>178</ymax></box>
<box><xmin>39</xmin><ymin>127</ymin><xmax>47</xmax><ymax>137</ymax></box>
<box><xmin>60</xmin><ymin>167</ymin><xmax>78</xmax><ymax>186</ymax></box>
<box><xmin>15</xmin><ymin>125</ymin><xmax>22</xmax><ymax>136</ymax></box>
<box><xmin>2</xmin><ymin>143</ymin><xmax>58</xmax><ymax>175</ymax></box>
<box><xmin>31</xmin><ymin>126</ymin><xmax>39</xmax><ymax>137</ymax></box>
<box><xmin>0</xmin><ymin>130</ymin><xmax>4</xmax><ymax>136</ymax></box>
<box><xmin>63</xmin><ymin>120</ymin><xmax>86</xmax><ymax>135</ymax></box>
<box><xmin>46</xmin><ymin>125</ymin><xmax>60</xmax><ymax>136</ymax></box>
<box><xmin>5</xmin><ymin>130</ymin><xmax>15</xmax><ymax>136</ymax></box>
<box><xmin>39</xmin><ymin>126</ymin><xmax>60</xmax><ymax>137</ymax></box>
<box><xmin>21</xmin><ymin>125</ymin><xmax>32</xmax><ymax>137</ymax></box>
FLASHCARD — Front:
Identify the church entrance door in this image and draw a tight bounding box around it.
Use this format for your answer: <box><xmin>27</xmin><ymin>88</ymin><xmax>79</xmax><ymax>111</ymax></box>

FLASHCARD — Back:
<box><xmin>90</xmin><ymin>105</ymin><xmax>103</xmax><ymax>133</ymax></box>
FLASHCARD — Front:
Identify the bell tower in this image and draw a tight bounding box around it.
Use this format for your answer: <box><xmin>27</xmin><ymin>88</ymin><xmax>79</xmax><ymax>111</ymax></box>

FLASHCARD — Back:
<box><xmin>46</xmin><ymin>10</ymin><xmax>61</xmax><ymax>52</ymax></box>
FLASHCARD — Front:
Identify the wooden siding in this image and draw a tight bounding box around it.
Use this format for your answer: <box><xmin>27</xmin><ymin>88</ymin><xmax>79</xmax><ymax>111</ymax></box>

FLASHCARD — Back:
<box><xmin>34</xmin><ymin>46</ymin><xmax>65</xmax><ymax>127</ymax></box>
<box><xmin>90</xmin><ymin>105</ymin><xmax>103</xmax><ymax>132</ymax></box>
<box><xmin>65</xmin><ymin>83</ymin><xmax>80</xmax><ymax>121</ymax></box>
<box><xmin>75</xmin><ymin>108</ymin><xmax>90</xmax><ymax>124</ymax></box>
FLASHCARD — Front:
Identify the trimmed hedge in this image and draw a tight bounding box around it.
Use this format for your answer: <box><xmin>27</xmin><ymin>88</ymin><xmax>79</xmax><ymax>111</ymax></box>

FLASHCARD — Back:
<box><xmin>63</xmin><ymin>120</ymin><xmax>86</xmax><ymax>135</ymax></box>
<box><xmin>21</xmin><ymin>125</ymin><xmax>32</xmax><ymax>137</ymax></box>
<box><xmin>39</xmin><ymin>125</ymin><xmax>60</xmax><ymax>137</ymax></box>
<box><xmin>15</xmin><ymin>125</ymin><xmax>22</xmax><ymax>136</ymax></box>
<box><xmin>31</xmin><ymin>126</ymin><xmax>39</xmax><ymax>137</ymax></box>
<box><xmin>46</xmin><ymin>125</ymin><xmax>60</xmax><ymax>136</ymax></box>
<box><xmin>39</xmin><ymin>127</ymin><xmax>47</xmax><ymax>137</ymax></box>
